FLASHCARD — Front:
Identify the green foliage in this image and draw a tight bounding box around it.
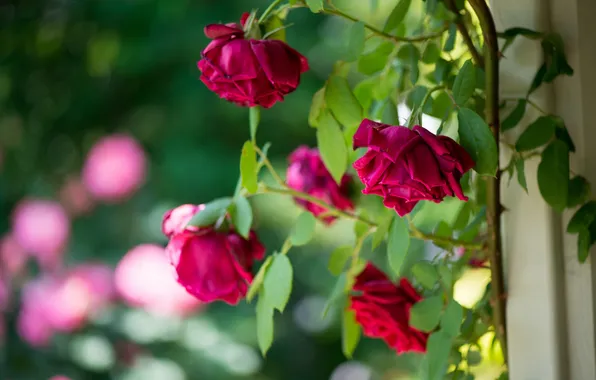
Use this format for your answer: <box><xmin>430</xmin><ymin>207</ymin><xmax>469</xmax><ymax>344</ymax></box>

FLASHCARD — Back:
<box><xmin>515</xmin><ymin>116</ymin><xmax>556</xmax><ymax>151</ymax></box>
<box><xmin>257</xmin><ymin>292</ymin><xmax>275</xmax><ymax>355</ymax></box>
<box><xmin>328</xmin><ymin>246</ymin><xmax>353</xmax><ymax>276</ymax></box>
<box><xmin>457</xmin><ymin>108</ymin><xmax>498</xmax><ymax>176</ymax></box>
<box><xmin>247</xmin><ymin>256</ymin><xmax>274</xmax><ymax>302</ymax></box>
<box><xmin>452</xmin><ymin>60</ymin><xmax>476</xmax><ymax>106</ymax></box>
<box><xmin>325</xmin><ymin>76</ymin><xmax>364</xmax><ymax>128</ymax></box>
<box><xmin>309</xmin><ymin>87</ymin><xmax>326</xmax><ymax>127</ymax></box>
<box><xmin>343</xmin><ymin>22</ymin><xmax>366</xmax><ymax>62</ymax></box>
<box><xmin>230</xmin><ymin>195</ymin><xmax>253</xmax><ymax>239</ymax></box>
<box><xmin>410</xmin><ymin>296</ymin><xmax>443</xmax><ymax>332</ymax></box>
<box><xmin>188</xmin><ymin>197</ymin><xmax>233</xmax><ymax>227</ymax></box>
<box><xmin>411</xmin><ymin>261</ymin><xmax>439</xmax><ymax>290</ymax></box>
<box><xmin>358</xmin><ymin>42</ymin><xmax>394</xmax><ymax>75</ymax></box>
<box><xmin>263</xmin><ymin>254</ymin><xmax>293</xmax><ymax>312</ymax></box>
<box><xmin>567</xmin><ymin>176</ymin><xmax>591</xmax><ymax>208</ymax></box>
<box><xmin>290</xmin><ymin>212</ymin><xmax>317</xmax><ymax>246</ymax></box>
<box><xmin>342</xmin><ymin>308</ymin><xmax>361</xmax><ymax>358</ymax></box>
<box><xmin>387</xmin><ymin>216</ymin><xmax>410</xmax><ymax>276</ymax></box>
<box><xmin>305</xmin><ymin>0</ymin><xmax>324</xmax><ymax>13</ymax></box>
<box><xmin>441</xmin><ymin>299</ymin><xmax>464</xmax><ymax>337</ymax></box>
<box><xmin>240</xmin><ymin>141</ymin><xmax>259</xmax><ymax>193</ymax></box>
<box><xmin>537</xmin><ymin>140</ymin><xmax>570</xmax><ymax>212</ymax></box>
<box><xmin>501</xmin><ymin>99</ymin><xmax>527</xmax><ymax>131</ymax></box>
<box><xmin>316</xmin><ymin>110</ymin><xmax>348</xmax><ymax>184</ymax></box>
<box><xmin>421</xmin><ymin>330</ymin><xmax>453</xmax><ymax>380</ymax></box>
<box><xmin>384</xmin><ymin>0</ymin><xmax>412</xmax><ymax>33</ymax></box>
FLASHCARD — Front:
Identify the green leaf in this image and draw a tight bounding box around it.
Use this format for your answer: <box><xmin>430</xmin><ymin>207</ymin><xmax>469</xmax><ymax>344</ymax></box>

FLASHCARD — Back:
<box><xmin>423</xmin><ymin>331</ymin><xmax>453</xmax><ymax>380</ymax></box>
<box><xmin>528</xmin><ymin>63</ymin><xmax>547</xmax><ymax>95</ymax></box>
<box><xmin>249</xmin><ymin>107</ymin><xmax>260</xmax><ymax>141</ymax></box>
<box><xmin>578</xmin><ymin>228</ymin><xmax>591</xmax><ymax>263</ymax></box>
<box><xmin>383</xmin><ymin>0</ymin><xmax>412</xmax><ymax>33</ymax></box>
<box><xmin>323</xmin><ymin>273</ymin><xmax>348</xmax><ymax>317</ymax></box>
<box><xmin>515</xmin><ymin>116</ymin><xmax>556</xmax><ymax>151</ymax></box>
<box><xmin>541</xmin><ymin>33</ymin><xmax>574</xmax><ymax>83</ymax></box>
<box><xmin>240</xmin><ymin>141</ymin><xmax>258</xmax><ymax>193</ymax></box>
<box><xmin>358</xmin><ymin>42</ymin><xmax>394</xmax><ymax>75</ymax></box>
<box><xmin>444</xmin><ymin>23</ymin><xmax>457</xmax><ymax>52</ymax></box>
<box><xmin>343</xmin><ymin>21</ymin><xmax>365</xmax><ymax>62</ymax></box>
<box><xmin>411</xmin><ymin>261</ymin><xmax>438</xmax><ymax>290</ymax></box>
<box><xmin>325</xmin><ymin>76</ymin><xmax>363</xmax><ymax>128</ymax></box>
<box><xmin>501</xmin><ymin>99</ymin><xmax>527</xmax><ymax>131</ymax></box>
<box><xmin>438</xmin><ymin>264</ymin><xmax>453</xmax><ymax>292</ymax></box>
<box><xmin>372</xmin><ymin>212</ymin><xmax>393</xmax><ymax>249</ymax></box>
<box><xmin>409</xmin><ymin>295</ymin><xmax>443</xmax><ymax>332</ymax></box>
<box><xmin>328</xmin><ymin>246</ymin><xmax>352</xmax><ymax>276</ymax></box>
<box><xmin>354</xmin><ymin>79</ymin><xmax>376</xmax><ymax>112</ymax></box>
<box><xmin>515</xmin><ymin>158</ymin><xmax>528</xmax><ymax>192</ymax></box>
<box><xmin>387</xmin><ymin>216</ymin><xmax>410</xmax><ymax>276</ymax></box>
<box><xmin>305</xmin><ymin>0</ymin><xmax>323</xmax><ymax>13</ymax></box>
<box><xmin>568</xmin><ymin>176</ymin><xmax>591</xmax><ymax>208</ymax></box>
<box><xmin>308</xmin><ymin>87</ymin><xmax>326</xmax><ymax>127</ymax></box>
<box><xmin>263</xmin><ymin>14</ymin><xmax>286</xmax><ymax>41</ymax></box>
<box><xmin>342</xmin><ymin>308</ymin><xmax>361</xmax><ymax>358</ymax></box>
<box><xmin>256</xmin><ymin>292</ymin><xmax>274</xmax><ymax>356</ymax></box>
<box><xmin>498</xmin><ymin>27</ymin><xmax>543</xmax><ymax>52</ymax></box>
<box><xmin>290</xmin><ymin>212</ymin><xmax>317</xmax><ymax>246</ymax></box>
<box><xmin>537</xmin><ymin>140</ymin><xmax>569</xmax><ymax>212</ymax></box>
<box><xmin>422</xmin><ymin>42</ymin><xmax>441</xmax><ymax>64</ymax></box>
<box><xmin>317</xmin><ymin>110</ymin><xmax>348</xmax><ymax>184</ymax></box>
<box><xmin>188</xmin><ymin>197</ymin><xmax>232</xmax><ymax>227</ymax></box>
<box><xmin>407</xmin><ymin>85</ymin><xmax>433</xmax><ymax>115</ymax></box>
<box><xmin>230</xmin><ymin>195</ymin><xmax>252</xmax><ymax>239</ymax></box>
<box><xmin>567</xmin><ymin>201</ymin><xmax>596</xmax><ymax>233</ymax></box>
<box><xmin>467</xmin><ymin>348</ymin><xmax>482</xmax><ymax>366</ymax></box>
<box><xmin>452</xmin><ymin>60</ymin><xmax>476</xmax><ymax>106</ymax></box>
<box><xmin>554</xmin><ymin>123</ymin><xmax>576</xmax><ymax>152</ymax></box>
<box><xmin>441</xmin><ymin>299</ymin><xmax>463</xmax><ymax>337</ymax></box>
<box><xmin>247</xmin><ymin>256</ymin><xmax>273</xmax><ymax>302</ymax></box>
<box><xmin>263</xmin><ymin>254</ymin><xmax>293</xmax><ymax>312</ymax></box>
<box><xmin>457</xmin><ymin>107</ymin><xmax>498</xmax><ymax>176</ymax></box>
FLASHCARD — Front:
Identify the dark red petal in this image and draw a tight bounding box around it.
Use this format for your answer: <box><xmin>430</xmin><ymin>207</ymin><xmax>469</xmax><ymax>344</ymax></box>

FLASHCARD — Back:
<box><xmin>204</xmin><ymin>24</ymin><xmax>243</xmax><ymax>40</ymax></box>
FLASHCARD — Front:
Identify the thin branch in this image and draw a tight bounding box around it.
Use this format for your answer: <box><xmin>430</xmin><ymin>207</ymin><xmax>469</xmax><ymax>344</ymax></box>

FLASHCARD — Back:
<box><xmin>322</xmin><ymin>7</ymin><xmax>449</xmax><ymax>43</ymax></box>
<box><xmin>254</xmin><ymin>145</ymin><xmax>286</xmax><ymax>188</ymax></box>
<box><xmin>258</xmin><ymin>0</ymin><xmax>283</xmax><ymax>24</ymax></box>
<box><xmin>444</xmin><ymin>0</ymin><xmax>485</xmax><ymax>68</ymax></box>
<box><xmin>468</xmin><ymin>0</ymin><xmax>508</xmax><ymax>363</ymax></box>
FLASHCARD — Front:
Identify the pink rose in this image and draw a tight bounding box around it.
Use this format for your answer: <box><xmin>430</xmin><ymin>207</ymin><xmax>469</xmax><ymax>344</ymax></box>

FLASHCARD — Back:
<box><xmin>11</xmin><ymin>199</ymin><xmax>70</xmax><ymax>268</ymax></box>
<box><xmin>286</xmin><ymin>146</ymin><xmax>353</xmax><ymax>224</ymax></box>
<box><xmin>198</xmin><ymin>13</ymin><xmax>309</xmax><ymax>108</ymax></box>
<box><xmin>114</xmin><ymin>244</ymin><xmax>201</xmax><ymax>316</ymax></box>
<box><xmin>59</xmin><ymin>177</ymin><xmax>94</xmax><ymax>217</ymax></box>
<box><xmin>82</xmin><ymin>134</ymin><xmax>146</xmax><ymax>203</ymax></box>
<box><xmin>350</xmin><ymin>264</ymin><xmax>428</xmax><ymax>354</ymax></box>
<box><xmin>17</xmin><ymin>264</ymin><xmax>113</xmax><ymax>347</ymax></box>
<box><xmin>353</xmin><ymin>119</ymin><xmax>474</xmax><ymax>216</ymax></box>
<box><xmin>163</xmin><ymin>204</ymin><xmax>265</xmax><ymax>305</ymax></box>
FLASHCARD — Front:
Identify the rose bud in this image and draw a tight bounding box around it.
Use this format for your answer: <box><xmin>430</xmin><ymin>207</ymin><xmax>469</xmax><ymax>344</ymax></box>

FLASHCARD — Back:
<box><xmin>162</xmin><ymin>204</ymin><xmax>265</xmax><ymax>305</ymax></box>
<box><xmin>350</xmin><ymin>264</ymin><xmax>429</xmax><ymax>354</ymax></box>
<box><xmin>353</xmin><ymin>119</ymin><xmax>474</xmax><ymax>216</ymax></box>
<box><xmin>198</xmin><ymin>13</ymin><xmax>309</xmax><ymax>108</ymax></box>
<box><xmin>286</xmin><ymin>146</ymin><xmax>354</xmax><ymax>224</ymax></box>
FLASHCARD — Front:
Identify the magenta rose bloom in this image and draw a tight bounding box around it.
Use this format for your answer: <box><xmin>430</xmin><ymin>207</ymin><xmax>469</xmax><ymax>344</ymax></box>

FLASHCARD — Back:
<box><xmin>162</xmin><ymin>204</ymin><xmax>265</xmax><ymax>305</ymax></box>
<box><xmin>286</xmin><ymin>146</ymin><xmax>354</xmax><ymax>224</ymax></box>
<box><xmin>198</xmin><ymin>13</ymin><xmax>309</xmax><ymax>108</ymax></box>
<box><xmin>352</xmin><ymin>119</ymin><xmax>475</xmax><ymax>216</ymax></box>
<box><xmin>350</xmin><ymin>264</ymin><xmax>429</xmax><ymax>354</ymax></box>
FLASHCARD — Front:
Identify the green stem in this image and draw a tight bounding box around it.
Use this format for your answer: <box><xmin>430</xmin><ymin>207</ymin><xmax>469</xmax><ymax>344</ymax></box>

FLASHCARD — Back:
<box><xmin>445</xmin><ymin>0</ymin><xmax>485</xmax><ymax>68</ymax></box>
<box><xmin>258</xmin><ymin>0</ymin><xmax>284</xmax><ymax>24</ymax></box>
<box><xmin>468</xmin><ymin>0</ymin><xmax>508</xmax><ymax>363</ymax></box>
<box><xmin>407</xmin><ymin>85</ymin><xmax>445</xmax><ymax>127</ymax></box>
<box><xmin>254</xmin><ymin>146</ymin><xmax>286</xmax><ymax>187</ymax></box>
<box><xmin>322</xmin><ymin>7</ymin><xmax>449</xmax><ymax>43</ymax></box>
<box><xmin>259</xmin><ymin>185</ymin><xmax>484</xmax><ymax>250</ymax></box>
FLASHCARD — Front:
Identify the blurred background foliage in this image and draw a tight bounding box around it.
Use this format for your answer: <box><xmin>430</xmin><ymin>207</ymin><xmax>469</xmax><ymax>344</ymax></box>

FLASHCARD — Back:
<box><xmin>0</xmin><ymin>0</ymin><xmax>499</xmax><ymax>379</ymax></box>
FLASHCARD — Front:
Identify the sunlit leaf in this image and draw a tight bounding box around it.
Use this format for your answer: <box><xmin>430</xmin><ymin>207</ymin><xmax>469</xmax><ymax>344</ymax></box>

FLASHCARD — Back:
<box><xmin>290</xmin><ymin>212</ymin><xmax>317</xmax><ymax>246</ymax></box>
<box><xmin>263</xmin><ymin>254</ymin><xmax>293</xmax><ymax>312</ymax></box>
<box><xmin>457</xmin><ymin>107</ymin><xmax>498</xmax><ymax>176</ymax></box>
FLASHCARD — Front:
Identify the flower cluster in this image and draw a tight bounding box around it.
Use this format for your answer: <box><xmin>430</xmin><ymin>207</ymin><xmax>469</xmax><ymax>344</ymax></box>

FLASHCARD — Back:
<box><xmin>144</xmin><ymin>11</ymin><xmax>480</xmax><ymax>357</ymax></box>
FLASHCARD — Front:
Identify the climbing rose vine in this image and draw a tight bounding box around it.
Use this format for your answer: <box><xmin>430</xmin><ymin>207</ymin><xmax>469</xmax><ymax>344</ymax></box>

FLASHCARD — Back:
<box><xmin>160</xmin><ymin>0</ymin><xmax>586</xmax><ymax>378</ymax></box>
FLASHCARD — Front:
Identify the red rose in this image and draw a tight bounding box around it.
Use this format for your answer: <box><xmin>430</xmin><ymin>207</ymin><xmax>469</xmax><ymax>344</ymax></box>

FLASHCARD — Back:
<box><xmin>286</xmin><ymin>146</ymin><xmax>353</xmax><ymax>224</ymax></box>
<box><xmin>352</xmin><ymin>119</ymin><xmax>474</xmax><ymax>216</ymax></box>
<box><xmin>350</xmin><ymin>264</ymin><xmax>429</xmax><ymax>354</ymax></box>
<box><xmin>198</xmin><ymin>14</ymin><xmax>309</xmax><ymax>108</ymax></box>
<box><xmin>163</xmin><ymin>204</ymin><xmax>265</xmax><ymax>305</ymax></box>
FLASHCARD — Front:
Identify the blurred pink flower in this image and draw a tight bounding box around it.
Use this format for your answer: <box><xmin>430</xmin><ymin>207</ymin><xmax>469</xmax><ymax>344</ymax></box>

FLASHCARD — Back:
<box><xmin>82</xmin><ymin>134</ymin><xmax>147</xmax><ymax>202</ymax></box>
<box><xmin>0</xmin><ymin>234</ymin><xmax>27</xmax><ymax>276</ymax></box>
<box><xmin>11</xmin><ymin>199</ymin><xmax>70</xmax><ymax>268</ymax></box>
<box><xmin>59</xmin><ymin>177</ymin><xmax>94</xmax><ymax>217</ymax></box>
<box><xmin>49</xmin><ymin>376</ymin><xmax>71</xmax><ymax>380</ymax></box>
<box><xmin>114</xmin><ymin>244</ymin><xmax>201</xmax><ymax>316</ymax></box>
<box><xmin>17</xmin><ymin>263</ymin><xmax>114</xmax><ymax>347</ymax></box>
